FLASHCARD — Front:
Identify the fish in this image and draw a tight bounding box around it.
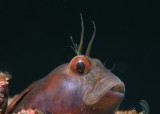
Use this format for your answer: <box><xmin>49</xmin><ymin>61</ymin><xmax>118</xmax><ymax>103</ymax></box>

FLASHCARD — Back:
<box><xmin>6</xmin><ymin>14</ymin><xmax>125</xmax><ymax>114</ymax></box>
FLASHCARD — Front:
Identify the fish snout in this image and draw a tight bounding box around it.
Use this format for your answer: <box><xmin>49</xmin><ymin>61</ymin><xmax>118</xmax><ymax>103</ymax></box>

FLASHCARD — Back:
<box><xmin>82</xmin><ymin>75</ymin><xmax>125</xmax><ymax>113</ymax></box>
<box><xmin>83</xmin><ymin>76</ymin><xmax>125</xmax><ymax>105</ymax></box>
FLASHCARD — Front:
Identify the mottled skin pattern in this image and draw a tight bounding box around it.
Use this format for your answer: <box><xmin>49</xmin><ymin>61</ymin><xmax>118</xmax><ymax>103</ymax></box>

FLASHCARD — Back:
<box><xmin>7</xmin><ymin>56</ymin><xmax>125</xmax><ymax>114</ymax></box>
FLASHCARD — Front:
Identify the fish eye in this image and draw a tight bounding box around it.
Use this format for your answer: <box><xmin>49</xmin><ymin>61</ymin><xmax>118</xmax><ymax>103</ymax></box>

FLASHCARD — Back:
<box><xmin>69</xmin><ymin>56</ymin><xmax>91</xmax><ymax>76</ymax></box>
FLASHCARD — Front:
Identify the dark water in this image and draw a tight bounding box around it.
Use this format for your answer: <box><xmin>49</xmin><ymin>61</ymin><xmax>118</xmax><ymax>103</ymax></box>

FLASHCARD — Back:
<box><xmin>0</xmin><ymin>0</ymin><xmax>159</xmax><ymax>113</ymax></box>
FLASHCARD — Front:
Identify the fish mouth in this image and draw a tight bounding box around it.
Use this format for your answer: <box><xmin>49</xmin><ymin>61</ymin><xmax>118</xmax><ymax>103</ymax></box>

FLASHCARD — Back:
<box><xmin>83</xmin><ymin>76</ymin><xmax>125</xmax><ymax>105</ymax></box>
<box><xmin>110</xmin><ymin>83</ymin><xmax>125</xmax><ymax>94</ymax></box>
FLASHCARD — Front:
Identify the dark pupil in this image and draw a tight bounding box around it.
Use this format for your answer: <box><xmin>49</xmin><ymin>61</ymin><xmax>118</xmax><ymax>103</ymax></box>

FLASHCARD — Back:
<box><xmin>76</xmin><ymin>61</ymin><xmax>85</xmax><ymax>73</ymax></box>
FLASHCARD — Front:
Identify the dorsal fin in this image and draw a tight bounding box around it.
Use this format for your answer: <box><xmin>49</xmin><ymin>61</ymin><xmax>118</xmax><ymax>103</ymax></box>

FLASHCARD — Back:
<box><xmin>6</xmin><ymin>80</ymin><xmax>40</xmax><ymax>113</ymax></box>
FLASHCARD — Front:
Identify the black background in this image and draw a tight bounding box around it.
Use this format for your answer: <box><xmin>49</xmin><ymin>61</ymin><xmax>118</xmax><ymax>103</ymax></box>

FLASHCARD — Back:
<box><xmin>0</xmin><ymin>0</ymin><xmax>159</xmax><ymax>113</ymax></box>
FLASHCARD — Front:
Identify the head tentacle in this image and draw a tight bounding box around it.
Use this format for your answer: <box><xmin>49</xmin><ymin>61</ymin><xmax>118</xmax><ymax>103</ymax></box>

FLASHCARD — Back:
<box><xmin>77</xmin><ymin>13</ymin><xmax>84</xmax><ymax>55</ymax></box>
<box><xmin>70</xmin><ymin>14</ymin><xmax>96</xmax><ymax>57</ymax></box>
<box><xmin>70</xmin><ymin>36</ymin><xmax>79</xmax><ymax>55</ymax></box>
<box><xmin>86</xmin><ymin>21</ymin><xmax>96</xmax><ymax>56</ymax></box>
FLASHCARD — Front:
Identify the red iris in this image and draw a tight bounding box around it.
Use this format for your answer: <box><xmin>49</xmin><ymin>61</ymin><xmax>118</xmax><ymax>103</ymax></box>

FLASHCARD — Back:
<box><xmin>69</xmin><ymin>56</ymin><xmax>91</xmax><ymax>76</ymax></box>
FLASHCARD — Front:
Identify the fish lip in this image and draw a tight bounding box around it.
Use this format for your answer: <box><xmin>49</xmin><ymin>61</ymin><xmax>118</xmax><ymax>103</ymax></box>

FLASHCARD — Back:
<box><xmin>83</xmin><ymin>76</ymin><xmax>125</xmax><ymax>105</ymax></box>
<box><xmin>110</xmin><ymin>82</ymin><xmax>125</xmax><ymax>94</ymax></box>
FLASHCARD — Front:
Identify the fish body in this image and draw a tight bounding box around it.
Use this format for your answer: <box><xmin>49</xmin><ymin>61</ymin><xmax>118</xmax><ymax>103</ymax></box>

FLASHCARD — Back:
<box><xmin>6</xmin><ymin>15</ymin><xmax>125</xmax><ymax>114</ymax></box>
<box><xmin>7</xmin><ymin>56</ymin><xmax>124</xmax><ymax>114</ymax></box>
